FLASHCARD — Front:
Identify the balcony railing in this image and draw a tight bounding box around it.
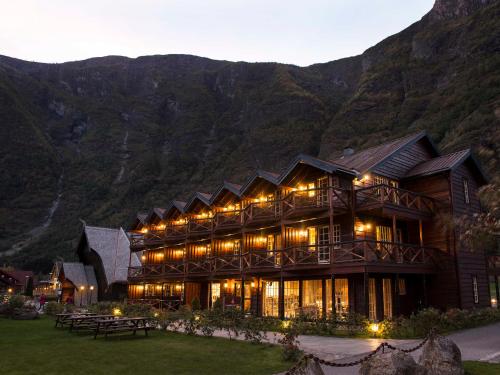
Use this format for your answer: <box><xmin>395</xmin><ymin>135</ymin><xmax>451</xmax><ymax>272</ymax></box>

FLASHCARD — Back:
<box><xmin>188</xmin><ymin>218</ymin><xmax>213</xmax><ymax>234</ymax></box>
<box><xmin>128</xmin><ymin>241</ymin><xmax>440</xmax><ymax>279</ymax></box>
<box><xmin>214</xmin><ymin>210</ymin><xmax>242</xmax><ymax>229</ymax></box>
<box><xmin>355</xmin><ymin>184</ymin><xmax>435</xmax><ymax>215</ymax></box>
<box><xmin>243</xmin><ymin>200</ymin><xmax>281</xmax><ymax>224</ymax></box>
<box><xmin>282</xmin><ymin>187</ymin><xmax>350</xmax><ymax>216</ymax></box>
<box><xmin>143</xmin><ymin>230</ymin><xmax>165</xmax><ymax>244</ymax></box>
<box><xmin>212</xmin><ymin>254</ymin><xmax>242</xmax><ymax>273</ymax></box>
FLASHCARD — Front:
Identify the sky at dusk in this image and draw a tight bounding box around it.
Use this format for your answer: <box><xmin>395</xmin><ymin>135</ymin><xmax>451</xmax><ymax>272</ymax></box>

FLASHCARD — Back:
<box><xmin>0</xmin><ymin>0</ymin><xmax>435</xmax><ymax>66</ymax></box>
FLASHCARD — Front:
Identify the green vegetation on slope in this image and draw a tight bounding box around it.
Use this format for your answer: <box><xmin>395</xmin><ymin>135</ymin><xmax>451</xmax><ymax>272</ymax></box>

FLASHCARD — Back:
<box><xmin>0</xmin><ymin>1</ymin><xmax>498</xmax><ymax>272</ymax></box>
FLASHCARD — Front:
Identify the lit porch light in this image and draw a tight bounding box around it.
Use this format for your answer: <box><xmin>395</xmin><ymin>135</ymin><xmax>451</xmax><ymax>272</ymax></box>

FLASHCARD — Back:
<box><xmin>141</xmin><ymin>228</ymin><xmax>148</xmax><ymax>234</ymax></box>
<box><xmin>113</xmin><ymin>308</ymin><xmax>122</xmax><ymax>316</ymax></box>
<box><xmin>369</xmin><ymin>323</ymin><xmax>380</xmax><ymax>334</ymax></box>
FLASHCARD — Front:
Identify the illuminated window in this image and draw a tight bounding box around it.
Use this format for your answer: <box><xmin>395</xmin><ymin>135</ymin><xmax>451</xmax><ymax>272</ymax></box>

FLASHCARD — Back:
<box><xmin>302</xmin><ymin>280</ymin><xmax>323</xmax><ymax>318</ymax></box>
<box><xmin>211</xmin><ymin>282</ymin><xmax>221</xmax><ymax>305</ymax></box>
<box><xmin>368</xmin><ymin>278</ymin><xmax>377</xmax><ymax>321</ymax></box>
<box><xmin>327</xmin><ymin>278</ymin><xmax>349</xmax><ymax>315</ymax></box>
<box><xmin>332</xmin><ymin>224</ymin><xmax>341</xmax><ymax>246</ymax></box>
<box><xmin>383</xmin><ymin>278</ymin><xmax>392</xmax><ymax>318</ymax></box>
<box><xmin>284</xmin><ymin>281</ymin><xmax>300</xmax><ymax>318</ymax></box>
<box><xmin>263</xmin><ymin>281</ymin><xmax>279</xmax><ymax>317</ymax></box>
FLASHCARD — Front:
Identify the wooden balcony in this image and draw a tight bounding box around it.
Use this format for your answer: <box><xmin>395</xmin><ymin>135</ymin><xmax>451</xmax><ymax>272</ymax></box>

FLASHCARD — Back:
<box><xmin>282</xmin><ymin>187</ymin><xmax>350</xmax><ymax>218</ymax></box>
<box><xmin>128</xmin><ymin>262</ymin><xmax>184</xmax><ymax>280</ymax></box>
<box><xmin>143</xmin><ymin>230</ymin><xmax>165</xmax><ymax>245</ymax></box>
<box><xmin>213</xmin><ymin>210</ymin><xmax>242</xmax><ymax>231</ymax></box>
<box><xmin>188</xmin><ymin>218</ymin><xmax>212</xmax><ymax>235</ymax></box>
<box><xmin>242</xmin><ymin>200</ymin><xmax>281</xmax><ymax>225</ymax></box>
<box><xmin>165</xmin><ymin>224</ymin><xmax>187</xmax><ymax>239</ymax></box>
<box><xmin>211</xmin><ymin>254</ymin><xmax>242</xmax><ymax>273</ymax></box>
<box><xmin>185</xmin><ymin>258</ymin><xmax>211</xmax><ymax>274</ymax></box>
<box><xmin>355</xmin><ymin>184</ymin><xmax>435</xmax><ymax>219</ymax></box>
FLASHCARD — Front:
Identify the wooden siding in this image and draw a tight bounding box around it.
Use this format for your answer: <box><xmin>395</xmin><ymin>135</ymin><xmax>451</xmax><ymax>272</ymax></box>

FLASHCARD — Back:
<box><xmin>372</xmin><ymin>139</ymin><xmax>435</xmax><ymax>180</ymax></box>
<box><xmin>451</xmin><ymin>162</ymin><xmax>490</xmax><ymax>309</ymax></box>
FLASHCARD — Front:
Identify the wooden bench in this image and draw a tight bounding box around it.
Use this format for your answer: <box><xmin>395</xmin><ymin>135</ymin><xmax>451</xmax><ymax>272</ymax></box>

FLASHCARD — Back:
<box><xmin>68</xmin><ymin>315</ymin><xmax>115</xmax><ymax>332</ymax></box>
<box><xmin>94</xmin><ymin>317</ymin><xmax>152</xmax><ymax>339</ymax></box>
<box><xmin>55</xmin><ymin>313</ymin><xmax>96</xmax><ymax>328</ymax></box>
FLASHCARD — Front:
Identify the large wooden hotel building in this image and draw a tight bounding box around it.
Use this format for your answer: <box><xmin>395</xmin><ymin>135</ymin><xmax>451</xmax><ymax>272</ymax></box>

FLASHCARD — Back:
<box><xmin>126</xmin><ymin>132</ymin><xmax>495</xmax><ymax>320</ymax></box>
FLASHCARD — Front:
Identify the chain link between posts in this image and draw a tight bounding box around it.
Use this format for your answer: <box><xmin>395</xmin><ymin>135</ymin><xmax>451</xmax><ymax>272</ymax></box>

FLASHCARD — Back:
<box><xmin>285</xmin><ymin>329</ymin><xmax>436</xmax><ymax>374</ymax></box>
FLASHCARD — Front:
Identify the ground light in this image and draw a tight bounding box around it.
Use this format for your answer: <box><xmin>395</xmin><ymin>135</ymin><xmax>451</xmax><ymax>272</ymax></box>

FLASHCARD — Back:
<box><xmin>113</xmin><ymin>308</ymin><xmax>122</xmax><ymax>316</ymax></box>
<box><xmin>369</xmin><ymin>322</ymin><xmax>380</xmax><ymax>336</ymax></box>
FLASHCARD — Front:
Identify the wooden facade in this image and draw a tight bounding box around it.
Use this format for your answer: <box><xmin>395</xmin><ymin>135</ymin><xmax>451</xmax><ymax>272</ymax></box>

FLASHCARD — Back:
<box><xmin>127</xmin><ymin>132</ymin><xmax>494</xmax><ymax>319</ymax></box>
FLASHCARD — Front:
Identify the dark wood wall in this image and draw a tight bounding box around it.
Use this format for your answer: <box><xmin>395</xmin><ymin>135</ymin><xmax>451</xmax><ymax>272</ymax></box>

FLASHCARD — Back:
<box><xmin>451</xmin><ymin>162</ymin><xmax>490</xmax><ymax>309</ymax></box>
<box><xmin>373</xmin><ymin>139</ymin><xmax>435</xmax><ymax>179</ymax></box>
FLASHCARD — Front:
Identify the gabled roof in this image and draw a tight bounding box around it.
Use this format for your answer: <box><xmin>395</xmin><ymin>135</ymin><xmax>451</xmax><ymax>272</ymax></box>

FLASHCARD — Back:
<box><xmin>137</xmin><ymin>213</ymin><xmax>148</xmax><ymax>223</ymax></box>
<box><xmin>333</xmin><ymin>131</ymin><xmax>438</xmax><ymax>174</ymax></box>
<box><xmin>163</xmin><ymin>200</ymin><xmax>186</xmax><ymax>216</ymax></box>
<box><xmin>145</xmin><ymin>207</ymin><xmax>167</xmax><ymax>222</ymax></box>
<box><xmin>405</xmin><ymin>149</ymin><xmax>488</xmax><ymax>182</ymax></box>
<box><xmin>60</xmin><ymin>262</ymin><xmax>95</xmax><ymax>289</ymax></box>
<box><xmin>279</xmin><ymin>154</ymin><xmax>355</xmax><ymax>184</ymax></box>
<box><xmin>240</xmin><ymin>169</ymin><xmax>279</xmax><ymax>196</ymax></box>
<box><xmin>0</xmin><ymin>269</ymin><xmax>33</xmax><ymax>286</ymax></box>
<box><xmin>184</xmin><ymin>192</ymin><xmax>213</xmax><ymax>212</ymax></box>
<box><xmin>210</xmin><ymin>181</ymin><xmax>242</xmax><ymax>204</ymax></box>
<box><xmin>82</xmin><ymin>225</ymin><xmax>140</xmax><ymax>285</ymax></box>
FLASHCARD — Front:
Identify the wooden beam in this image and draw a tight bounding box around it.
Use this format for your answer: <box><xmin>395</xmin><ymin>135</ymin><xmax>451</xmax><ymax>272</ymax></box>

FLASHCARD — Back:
<box><xmin>419</xmin><ymin>220</ymin><xmax>423</xmax><ymax>247</ymax></box>
<box><xmin>321</xmin><ymin>278</ymin><xmax>327</xmax><ymax>318</ymax></box>
<box><xmin>331</xmin><ymin>274</ymin><xmax>336</xmax><ymax>316</ymax></box>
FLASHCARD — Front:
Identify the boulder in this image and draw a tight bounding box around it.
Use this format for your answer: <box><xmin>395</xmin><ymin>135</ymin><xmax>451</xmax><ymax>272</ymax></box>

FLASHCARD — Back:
<box><xmin>359</xmin><ymin>350</ymin><xmax>427</xmax><ymax>375</ymax></box>
<box><xmin>301</xmin><ymin>358</ymin><xmax>325</xmax><ymax>375</ymax></box>
<box><xmin>419</xmin><ymin>335</ymin><xmax>464</xmax><ymax>375</ymax></box>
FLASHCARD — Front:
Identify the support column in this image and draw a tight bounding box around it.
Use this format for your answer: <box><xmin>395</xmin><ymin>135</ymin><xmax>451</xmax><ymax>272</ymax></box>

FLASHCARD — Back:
<box><xmin>208</xmin><ymin>281</ymin><xmax>212</xmax><ymax>309</ymax></box>
<box><xmin>279</xmin><ymin>276</ymin><xmax>285</xmax><ymax>319</ymax></box>
<box><xmin>256</xmin><ymin>277</ymin><xmax>261</xmax><ymax>316</ymax></box>
<box><xmin>322</xmin><ymin>278</ymin><xmax>327</xmax><ymax>318</ymax></box>
<box><xmin>240</xmin><ymin>275</ymin><xmax>245</xmax><ymax>312</ymax></box>
<box><xmin>364</xmin><ymin>271</ymin><xmax>369</xmax><ymax>318</ymax></box>
<box><xmin>423</xmin><ymin>275</ymin><xmax>428</xmax><ymax>308</ymax></box>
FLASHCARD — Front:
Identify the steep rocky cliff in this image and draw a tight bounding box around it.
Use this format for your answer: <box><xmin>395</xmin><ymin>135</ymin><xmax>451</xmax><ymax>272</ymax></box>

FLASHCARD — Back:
<box><xmin>0</xmin><ymin>0</ymin><xmax>498</xmax><ymax>271</ymax></box>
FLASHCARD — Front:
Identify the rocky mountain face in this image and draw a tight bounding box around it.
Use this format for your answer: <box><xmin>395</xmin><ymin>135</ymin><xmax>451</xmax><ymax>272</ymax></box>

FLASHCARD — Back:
<box><xmin>0</xmin><ymin>0</ymin><xmax>498</xmax><ymax>272</ymax></box>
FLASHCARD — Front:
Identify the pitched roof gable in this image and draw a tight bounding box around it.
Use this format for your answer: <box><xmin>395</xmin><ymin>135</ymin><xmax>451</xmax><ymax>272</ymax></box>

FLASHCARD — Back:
<box><xmin>240</xmin><ymin>169</ymin><xmax>279</xmax><ymax>196</ymax></box>
<box><xmin>333</xmin><ymin>131</ymin><xmax>437</xmax><ymax>174</ymax></box>
<box><xmin>83</xmin><ymin>225</ymin><xmax>139</xmax><ymax>285</ymax></box>
<box><xmin>279</xmin><ymin>154</ymin><xmax>355</xmax><ymax>184</ymax></box>
<box><xmin>405</xmin><ymin>149</ymin><xmax>488</xmax><ymax>182</ymax></box>
<box><xmin>210</xmin><ymin>181</ymin><xmax>242</xmax><ymax>204</ymax></box>
<box><xmin>184</xmin><ymin>192</ymin><xmax>213</xmax><ymax>212</ymax></box>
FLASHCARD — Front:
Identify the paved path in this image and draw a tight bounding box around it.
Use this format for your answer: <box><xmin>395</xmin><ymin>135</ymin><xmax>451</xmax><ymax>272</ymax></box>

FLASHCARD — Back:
<box><xmin>208</xmin><ymin>322</ymin><xmax>500</xmax><ymax>374</ymax></box>
<box><xmin>281</xmin><ymin>323</ymin><xmax>500</xmax><ymax>375</ymax></box>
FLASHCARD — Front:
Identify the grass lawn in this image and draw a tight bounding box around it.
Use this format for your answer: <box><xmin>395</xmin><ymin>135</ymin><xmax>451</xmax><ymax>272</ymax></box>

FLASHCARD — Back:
<box><xmin>464</xmin><ymin>361</ymin><xmax>500</xmax><ymax>375</ymax></box>
<box><xmin>0</xmin><ymin>317</ymin><xmax>290</xmax><ymax>375</ymax></box>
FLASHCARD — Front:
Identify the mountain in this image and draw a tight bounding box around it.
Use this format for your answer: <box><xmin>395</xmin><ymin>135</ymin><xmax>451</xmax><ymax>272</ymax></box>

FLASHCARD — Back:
<box><xmin>0</xmin><ymin>0</ymin><xmax>498</xmax><ymax>272</ymax></box>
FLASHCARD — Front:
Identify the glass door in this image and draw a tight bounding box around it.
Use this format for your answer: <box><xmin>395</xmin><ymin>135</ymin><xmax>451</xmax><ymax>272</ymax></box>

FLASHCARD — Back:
<box><xmin>318</xmin><ymin>226</ymin><xmax>330</xmax><ymax>263</ymax></box>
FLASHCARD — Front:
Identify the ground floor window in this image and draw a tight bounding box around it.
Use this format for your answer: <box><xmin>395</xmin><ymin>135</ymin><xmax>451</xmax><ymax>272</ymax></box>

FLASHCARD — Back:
<box><xmin>163</xmin><ymin>282</ymin><xmax>183</xmax><ymax>298</ymax></box>
<box><xmin>302</xmin><ymin>280</ymin><xmax>323</xmax><ymax>318</ymax></box>
<box><xmin>335</xmin><ymin>278</ymin><xmax>349</xmax><ymax>314</ymax></box>
<box><xmin>383</xmin><ymin>278</ymin><xmax>393</xmax><ymax>318</ymax></box>
<box><xmin>243</xmin><ymin>281</ymin><xmax>253</xmax><ymax>312</ymax></box>
<box><xmin>368</xmin><ymin>278</ymin><xmax>377</xmax><ymax>321</ymax></box>
<box><xmin>263</xmin><ymin>281</ymin><xmax>279</xmax><ymax>317</ymax></box>
<box><xmin>144</xmin><ymin>284</ymin><xmax>162</xmax><ymax>298</ymax></box>
<box><xmin>211</xmin><ymin>282</ymin><xmax>220</xmax><ymax>305</ymax></box>
<box><xmin>472</xmin><ymin>275</ymin><xmax>479</xmax><ymax>304</ymax></box>
<box><xmin>284</xmin><ymin>281</ymin><xmax>299</xmax><ymax>318</ymax></box>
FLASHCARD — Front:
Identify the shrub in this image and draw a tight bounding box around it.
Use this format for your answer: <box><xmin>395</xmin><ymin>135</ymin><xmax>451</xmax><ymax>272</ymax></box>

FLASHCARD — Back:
<box><xmin>45</xmin><ymin>301</ymin><xmax>64</xmax><ymax>316</ymax></box>
<box><xmin>278</xmin><ymin>320</ymin><xmax>302</xmax><ymax>362</ymax></box>
<box><xmin>8</xmin><ymin>295</ymin><xmax>25</xmax><ymax>310</ymax></box>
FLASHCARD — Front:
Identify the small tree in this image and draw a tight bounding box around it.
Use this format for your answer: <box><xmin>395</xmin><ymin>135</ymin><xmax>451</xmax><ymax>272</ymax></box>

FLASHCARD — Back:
<box><xmin>24</xmin><ymin>277</ymin><xmax>33</xmax><ymax>297</ymax></box>
<box><xmin>191</xmin><ymin>296</ymin><xmax>201</xmax><ymax>311</ymax></box>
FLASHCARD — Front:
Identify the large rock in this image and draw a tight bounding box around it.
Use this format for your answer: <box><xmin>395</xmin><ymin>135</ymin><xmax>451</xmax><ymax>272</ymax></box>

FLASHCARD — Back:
<box><xmin>298</xmin><ymin>358</ymin><xmax>325</xmax><ymax>375</ymax></box>
<box><xmin>359</xmin><ymin>350</ymin><xmax>427</xmax><ymax>375</ymax></box>
<box><xmin>419</xmin><ymin>335</ymin><xmax>464</xmax><ymax>375</ymax></box>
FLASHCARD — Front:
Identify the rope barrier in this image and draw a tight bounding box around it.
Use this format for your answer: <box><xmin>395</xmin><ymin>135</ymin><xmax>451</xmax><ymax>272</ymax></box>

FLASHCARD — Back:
<box><xmin>285</xmin><ymin>329</ymin><xmax>436</xmax><ymax>374</ymax></box>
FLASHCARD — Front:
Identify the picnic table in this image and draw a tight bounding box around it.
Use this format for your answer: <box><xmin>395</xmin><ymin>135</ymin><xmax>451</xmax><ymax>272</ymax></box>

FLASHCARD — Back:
<box><xmin>68</xmin><ymin>314</ymin><xmax>115</xmax><ymax>332</ymax></box>
<box><xmin>55</xmin><ymin>312</ymin><xmax>96</xmax><ymax>328</ymax></box>
<box><xmin>94</xmin><ymin>317</ymin><xmax>152</xmax><ymax>339</ymax></box>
